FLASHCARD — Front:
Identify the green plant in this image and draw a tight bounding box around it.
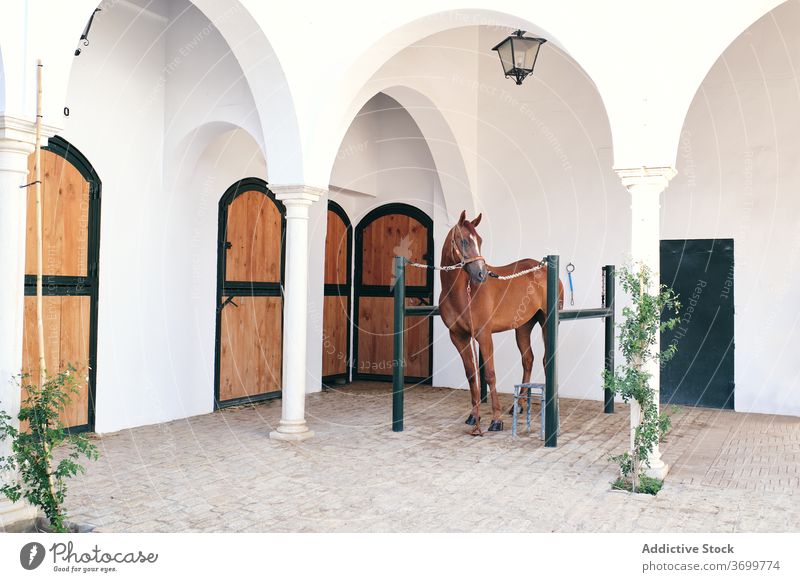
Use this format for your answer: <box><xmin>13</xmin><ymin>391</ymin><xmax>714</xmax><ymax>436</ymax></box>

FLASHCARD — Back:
<box><xmin>658</xmin><ymin>405</ymin><xmax>680</xmax><ymax>442</ymax></box>
<box><xmin>604</xmin><ymin>263</ymin><xmax>680</xmax><ymax>493</ymax></box>
<box><xmin>0</xmin><ymin>366</ymin><xmax>98</xmax><ymax>532</ymax></box>
<box><xmin>611</xmin><ymin>474</ymin><xmax>663</xmax><ymax>495</ymax></box>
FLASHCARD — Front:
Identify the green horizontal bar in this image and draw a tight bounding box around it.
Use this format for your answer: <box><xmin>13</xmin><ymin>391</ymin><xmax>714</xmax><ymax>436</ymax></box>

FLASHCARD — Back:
<box><xmin>405</xmin><ymin>305</ymin><xmax>440</xmax><ymax>317</ymax></box>
<box><xmin>558</xmin><ymin>307</ymin><xmax>613</xmax><ymax>321</ymax></box>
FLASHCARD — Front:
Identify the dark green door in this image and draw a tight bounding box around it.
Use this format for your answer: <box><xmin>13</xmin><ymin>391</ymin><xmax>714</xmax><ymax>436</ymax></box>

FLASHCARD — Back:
<box><xmin>660</xmin><ymin>239</ymin><xmax>734</xmax><ymax>409</ymax></box>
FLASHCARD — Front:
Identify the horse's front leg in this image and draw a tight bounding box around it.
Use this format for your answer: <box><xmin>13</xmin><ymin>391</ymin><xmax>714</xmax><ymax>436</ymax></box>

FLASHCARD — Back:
<box><xmin>476</xmin><ymin>331</ymin><xmax>503</xmax><ymax>431</ymax></box>
<box><xmin>449</xmin><ymin>329</ymin><xmax>483</xmax><ymax>434</ymax></box>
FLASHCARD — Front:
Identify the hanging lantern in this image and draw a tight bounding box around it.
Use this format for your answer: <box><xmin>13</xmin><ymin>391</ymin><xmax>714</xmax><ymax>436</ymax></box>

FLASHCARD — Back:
<box><xmin>75</xmin><ymin>8</ymin><xmax>101</xmax><ymax>56</ymax></box>
<box><xmin>492</xmin><ymin>30</ymin><xmax>547</xmax><ymax>85</ymax></box>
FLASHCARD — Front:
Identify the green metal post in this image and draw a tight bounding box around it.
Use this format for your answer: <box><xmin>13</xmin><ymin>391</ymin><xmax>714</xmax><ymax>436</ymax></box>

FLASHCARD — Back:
<box><xmin>603</xmin><ymin>265</ymin><xmax>616</xmax><ymax>414</ymax></box>
<box><xmin>392</xmin><ymin>256</ymin><xmax>405</xmax><ymax>432</ymax></box>
<box><xmin>544</xmin><ymin>254</ymin><xmax>560</xmax><ymax>447</ymax></box>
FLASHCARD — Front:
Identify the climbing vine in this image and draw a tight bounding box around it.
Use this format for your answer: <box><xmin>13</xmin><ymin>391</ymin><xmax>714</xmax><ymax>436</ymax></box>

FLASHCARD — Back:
<box><xmin>604</xmin><ymin>263</ymin><xmax>680</xmax><ymax>493</ymax></box>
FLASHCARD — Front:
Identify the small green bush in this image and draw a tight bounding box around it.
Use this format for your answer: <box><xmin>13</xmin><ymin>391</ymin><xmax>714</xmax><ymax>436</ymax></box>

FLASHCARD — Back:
<box><xmin>612</xmin><ymin>475</ymin><xmax>663</xmax><ymax>496</ymax></box>
<box><xmin>0</xmin><ymin>367</ymin><xmax>98</xmax><ymax>532</ymax></box>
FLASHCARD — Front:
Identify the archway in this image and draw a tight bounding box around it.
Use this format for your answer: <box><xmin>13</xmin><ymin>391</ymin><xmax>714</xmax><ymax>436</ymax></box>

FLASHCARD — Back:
<box><xmin>53</xmin><ymin>0</ymin><xmax>292</xmax><ymax>431</ymax></box>
<box><xmin>663</xmin><ymin>0</ymin><xmax>800</xmax><ymax>416</ymax></box>
<box><xmin>323</xmin><ymin>21</ymin><xmax>621</xmax><ymax>399</ymax></box>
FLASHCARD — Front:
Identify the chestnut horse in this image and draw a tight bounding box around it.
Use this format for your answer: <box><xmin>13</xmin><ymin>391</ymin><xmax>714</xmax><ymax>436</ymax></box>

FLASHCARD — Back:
<box><xmin>438</xmin><ymin>211</ymin><xmax>563</xmax><ymax>435</ymax></box>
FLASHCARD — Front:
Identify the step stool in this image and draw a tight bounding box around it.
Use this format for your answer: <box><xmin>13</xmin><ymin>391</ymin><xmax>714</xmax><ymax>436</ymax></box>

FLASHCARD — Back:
<box><xmin>512</xmin><ymin>383</ymin><xmax>560</xmax><ymax>440</ymax></box>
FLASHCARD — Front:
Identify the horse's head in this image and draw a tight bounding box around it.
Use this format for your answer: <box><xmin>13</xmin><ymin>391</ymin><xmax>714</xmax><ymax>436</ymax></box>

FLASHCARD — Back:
<box><xmin>449</xmin><ymin>210</ymin><xmax>488</xmax><ymax>285</ymax></box>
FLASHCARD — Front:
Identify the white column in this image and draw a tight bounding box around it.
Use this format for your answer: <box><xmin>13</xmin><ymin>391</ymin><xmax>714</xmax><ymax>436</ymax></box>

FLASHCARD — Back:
<box><xmin>0</xmin><ymin>116</ymin><xmax>38</xmax><ymax>526</ymax></box>
<box><xmin>269</xmin><ymin>185</ymin><xmax>323</xmax><ymax>441</ymax></box>
<box><xmin>616</xmin><ymin>166</ymin><xmax>676</xmax><ymax>480</ymax></box>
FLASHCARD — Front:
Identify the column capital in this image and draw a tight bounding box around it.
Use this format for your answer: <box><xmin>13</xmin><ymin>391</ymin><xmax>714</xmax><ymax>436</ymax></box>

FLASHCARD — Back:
<box><xmin>0</xmin><ymin>114</ymin><xmax>60</xmax><ymax>154</ymax></box>
<box><xmin>614</xmin><ymin>166</ymin><xmax>677</xmax><ymax>192</ymax></box>
<box><xmin>271</xmin><ymin>184</ymin><xmax>326</xmax><ymax>206</ymax></box>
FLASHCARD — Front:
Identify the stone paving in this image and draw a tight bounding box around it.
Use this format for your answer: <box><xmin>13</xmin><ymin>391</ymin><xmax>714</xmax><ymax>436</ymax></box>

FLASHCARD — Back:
<box><xmin>29</xmin><ymin>383</ymin><xmax>800</xmax><ymax>532</ymax></box>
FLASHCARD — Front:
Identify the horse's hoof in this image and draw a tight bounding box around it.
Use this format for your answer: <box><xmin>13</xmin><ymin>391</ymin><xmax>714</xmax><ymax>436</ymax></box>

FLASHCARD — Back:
<box><xmin>488</xmin><ymin>420</ymin><xmax>504</xmax><ymax>432</ymax></box>
<box><xmin>465</xmin><ymin>414</ymin><xmax>477</xmax><ymax>425</ymax></box>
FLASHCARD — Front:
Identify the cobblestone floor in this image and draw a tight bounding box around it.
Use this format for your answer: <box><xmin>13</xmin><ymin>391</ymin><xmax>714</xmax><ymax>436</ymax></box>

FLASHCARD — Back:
<box><xmin>45</xmin><ymin>383</ymin><xmax>800</xmax><ymax>532</ymax></box>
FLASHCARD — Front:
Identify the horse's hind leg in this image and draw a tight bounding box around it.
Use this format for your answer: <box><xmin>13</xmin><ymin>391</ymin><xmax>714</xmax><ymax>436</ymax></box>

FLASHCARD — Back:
<box><xmin>535</xmin><ymin>308</ymin><xmax>550</xmax><ymax>377</ymax></box>
<box><xmin>449</xmin><ymin>329</ymin><xmax>483</xmax><ymax>434</ymax></box>
<box><xmin>509</xmin><ymin>318</ymin><xmax>536</xmax><ymax>415</ymax></box>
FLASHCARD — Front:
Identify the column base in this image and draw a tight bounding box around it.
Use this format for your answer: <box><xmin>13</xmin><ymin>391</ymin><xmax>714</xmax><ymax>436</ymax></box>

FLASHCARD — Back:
<box><xmin>645</xmin><ymin>461</ymin><xmax>669</xmax><ymax>480</ymax></box>
<box><xmin>269</xmin><ymin>420</ymin><xmax>314</xmax><ymax>442</ymax></box>
<box><xmin>0</xmin><ymin>497</ymin><xmax>38</xmax><ymax>531</ymax></box>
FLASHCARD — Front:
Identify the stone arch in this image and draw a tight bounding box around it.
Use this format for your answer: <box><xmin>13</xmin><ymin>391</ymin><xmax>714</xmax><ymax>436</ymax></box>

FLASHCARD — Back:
<box><xmin>335</xmin><ymin>85</ymin><xmax>474</xmax><ymax>221</ymax></box>
<box><xmin>63</xmin><ymin>0</ymin><xmax>302</xmax><ymax>185</ymax></box>
<box><xmin>170</xmin><ymin>121</ymin><xmax>267</xmax><ymax>192</ymax></box>
<box><xmin>672</xmin><ymin>0</ymin><xmax>790</xmax><ymax>162</ymax></box>
<box><xmin>307</xmin><ymin>8</ymin><xmax>612</xmax><ymax>190</ymax></box>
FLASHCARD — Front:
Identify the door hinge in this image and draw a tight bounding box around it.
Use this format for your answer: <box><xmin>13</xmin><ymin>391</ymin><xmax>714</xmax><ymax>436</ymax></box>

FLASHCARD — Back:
<box><xmin>218</xmin><ymin>296</ymin><xmax>238</xmax><ymax>312</ymax></box>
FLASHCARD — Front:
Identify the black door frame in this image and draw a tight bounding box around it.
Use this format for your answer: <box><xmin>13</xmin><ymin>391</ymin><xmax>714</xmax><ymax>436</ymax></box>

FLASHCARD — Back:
<box><xmin>352</xmin><ymin>203</ymin><xmax>434</xmax><ymax>383</ymax></box>
<box><xmin>322</xmin><ymin>200</ymin><xmax>352</xmax><ymax>386</ymax></box>
<box><xmin>213</xmin><ymin>177</ymin><xmax>286</xmax><ymax>408</ymax></box>
<box><xmin>23</xmin><ymin>136</ymin><xmax>101</xmax><ymax>433</ymax></box>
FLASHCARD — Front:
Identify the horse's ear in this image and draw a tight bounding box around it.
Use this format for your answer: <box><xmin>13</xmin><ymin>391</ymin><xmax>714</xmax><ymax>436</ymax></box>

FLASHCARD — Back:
<box><xmin>471</xmin><ymin>213</ymin><xmax>482</xmax><ymax>228</ymax></box>
<box><xmin>458</xmin><ymin>210</ymin><xmax>467</xmax><ymax>225</ymax></box>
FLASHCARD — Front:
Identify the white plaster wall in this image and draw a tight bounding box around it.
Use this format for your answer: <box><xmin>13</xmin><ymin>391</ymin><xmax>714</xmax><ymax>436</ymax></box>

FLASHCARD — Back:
<box><xmin>0</xmin><ymin>44</ymin><xmax>5</xmax><ymax>112</ymax></box>
<box><xmin>59</xmin><ymin>1</ymin><xmax>169</xmax><ymax>432</ymax></box>
<box><xmin>662</xmin><ymin>1</ymin><xmax>800</xmax><ymax>416</ymax></box>
<box><xmin>58</xmin><ymin>0</ymin><xmax>265</xmax><ymax>432</ymax></box>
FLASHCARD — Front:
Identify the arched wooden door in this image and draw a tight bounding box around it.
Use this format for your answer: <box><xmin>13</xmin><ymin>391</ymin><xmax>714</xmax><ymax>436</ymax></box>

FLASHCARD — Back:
<box><xmin>22</xmin><ymin>136</ymin><xmax>101</xmax><ymax>432</ymax></box>
<box><xmin>214</xmin><ymin>178</ymin><xmax>285</xmax><ymax>407</ymax></box>
<box><xmin>353</xmin><ymin>204</ymin><xmax>433</xmax><ymax>383</ymax></box>
<box><xmin>322</xmin><ymin>201</ymin><xmax>352</xmax><ymax>385</ymax></box>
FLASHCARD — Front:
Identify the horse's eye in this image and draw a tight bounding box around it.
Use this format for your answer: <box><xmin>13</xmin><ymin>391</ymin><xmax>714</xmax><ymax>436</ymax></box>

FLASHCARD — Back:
<box><xmin>461</xmin><ymin>240</ymin><xmax>468</xmax><ymax>249</ymax></box>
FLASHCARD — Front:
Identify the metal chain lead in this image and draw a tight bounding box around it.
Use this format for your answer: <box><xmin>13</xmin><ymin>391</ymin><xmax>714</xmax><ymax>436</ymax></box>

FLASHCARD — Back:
<box><xmin>407</xmin><ymin>262</ymin><xmax>463</xmax><ymax>271</ymax></box>
<box><xmin>406</xmin><ymin>258</ymin><xmax>548</xmax><ymax>280</ymax></box>
<box><xmin>489</xmin><ymin>262</ymin><xmax>546</xmax><ymax>280</ymax></box>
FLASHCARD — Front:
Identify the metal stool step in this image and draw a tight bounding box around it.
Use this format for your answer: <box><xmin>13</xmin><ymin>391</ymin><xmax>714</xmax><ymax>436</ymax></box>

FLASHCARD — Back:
<box><xmin>512</xmin><ymin>382</ymin><xmax>560</xmax><ymax>440</ymax></box>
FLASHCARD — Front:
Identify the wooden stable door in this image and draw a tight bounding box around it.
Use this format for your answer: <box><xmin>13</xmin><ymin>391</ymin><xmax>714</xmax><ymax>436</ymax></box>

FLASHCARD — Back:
<box><xmin>215</xmin><ymin>180</ymin><xmax>284</xmax><ymax>406</ymax></box>
<box><xmin>21</xmin><ymin>138</ymin><xmax>100</xmax><ymax>432</ymax></box>
<box><xmin>22</xmin><ymin>297</ymin><xmax>91</xmax><ymax>427</ymax></box>
<box><xmin>354</xmin><ymin>205</ymin><xmax>433</xmax><ymax>382</ymax></box>
<box><xmin>322</xmin><ymin>202</ymin><xmax>352</xmax><ymax>383</ymax></box>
